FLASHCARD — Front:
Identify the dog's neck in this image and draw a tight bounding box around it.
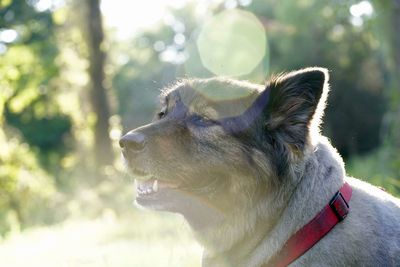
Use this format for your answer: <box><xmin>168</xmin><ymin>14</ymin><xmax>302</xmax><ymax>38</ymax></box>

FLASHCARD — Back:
<box><xmin>194</xmin><ymin>137</ymin><xmax>346</xmax><ymax>267</ymax></box>
<box><xmin>195</xmin><ymin>180</ymin><xmax>297</xmax><ymax>267</ymax></box>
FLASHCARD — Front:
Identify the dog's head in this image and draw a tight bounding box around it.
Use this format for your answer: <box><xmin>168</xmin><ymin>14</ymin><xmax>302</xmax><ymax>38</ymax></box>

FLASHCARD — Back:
<box><xmin>120</xmin><ymin>68</ymin><xmax>328</xmax><ymax>232</ymax></box>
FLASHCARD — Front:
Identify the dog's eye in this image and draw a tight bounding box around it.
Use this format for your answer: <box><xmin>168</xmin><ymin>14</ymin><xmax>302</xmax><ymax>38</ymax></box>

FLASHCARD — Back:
<box><xmin>190</xmin><ymin>115</ymin><xmax>215</xmax><ymax>127</ymax></box>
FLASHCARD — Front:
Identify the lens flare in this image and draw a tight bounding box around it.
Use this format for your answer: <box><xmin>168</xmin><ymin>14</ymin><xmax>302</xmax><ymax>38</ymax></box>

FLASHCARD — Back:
<box><xmin>197</xmin><ymin>9</ymin><xmax>267</xmax><ymax>77</ymax></box>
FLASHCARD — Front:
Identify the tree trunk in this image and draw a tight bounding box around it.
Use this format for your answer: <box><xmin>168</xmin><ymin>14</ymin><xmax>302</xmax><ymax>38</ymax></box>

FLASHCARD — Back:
<box><xmin>86</xmin><ymin>0</ymin><xmax>113</xmax><ymax>166</ymax></box>
<box><xmin>389</xmin><ymin>1</ymin><xmax>400</xmax><ymax>149</ymax></box>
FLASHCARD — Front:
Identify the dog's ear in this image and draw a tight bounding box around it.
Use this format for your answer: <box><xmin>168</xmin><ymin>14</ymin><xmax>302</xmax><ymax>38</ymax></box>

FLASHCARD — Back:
<box><xmin>264</xmin><ymin>67</ymin><xmax>329</xmax><ymax>152</ymax></box>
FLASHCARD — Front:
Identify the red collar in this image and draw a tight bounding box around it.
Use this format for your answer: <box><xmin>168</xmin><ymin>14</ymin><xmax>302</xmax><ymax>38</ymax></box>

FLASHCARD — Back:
<box><xmin>263</xmin><ymin>182</ymin><xmax>352</xmax><ymax>267</ymax></box>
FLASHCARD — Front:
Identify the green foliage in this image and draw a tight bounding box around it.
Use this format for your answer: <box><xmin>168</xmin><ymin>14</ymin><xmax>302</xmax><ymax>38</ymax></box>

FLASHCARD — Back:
<box><xmin>0</xmin><ymin>128</ymin><xmax>57</xmax><ymax>236</ymax></box>
<box><xmin>4</xmin><ymin>105</ymin><xmax>71</xmax><ymax>151</ymax></box>
<box><xmin>347</xmin><ymin>147</ymin><xmax>400</xmax><ymax>197</ymax></box>
<box><xmin>247</xmin><ymin>0</ymin><xmax>388</xmax><ymax>157</ymax></box>
<box><xmin>0</xmin><ymin>0</ymin><xmax>74</xmax><ymax>236</ymax></box>
<box><xmin>112</xmin><ymin>37</ymin><xmax>177</xmax><ymax>129</ymax></box>
<box><xmin>0</xmin><ymin>0</ymin><xmax>72</xmax><ymax>156</ymax></box>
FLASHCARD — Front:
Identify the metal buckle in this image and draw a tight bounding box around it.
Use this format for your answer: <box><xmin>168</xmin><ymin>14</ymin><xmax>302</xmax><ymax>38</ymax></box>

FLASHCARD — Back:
<box><xmin>329</xmin><ymin>191</ymin><xmax>349</xmax><ymax>221</ymax></box>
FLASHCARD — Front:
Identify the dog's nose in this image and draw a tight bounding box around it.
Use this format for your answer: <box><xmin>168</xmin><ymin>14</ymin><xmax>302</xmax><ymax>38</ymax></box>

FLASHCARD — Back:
<box><xmin>119</xmin><ymin>132</ymin><xmax>146</xmax><ymax>152</ymax></box>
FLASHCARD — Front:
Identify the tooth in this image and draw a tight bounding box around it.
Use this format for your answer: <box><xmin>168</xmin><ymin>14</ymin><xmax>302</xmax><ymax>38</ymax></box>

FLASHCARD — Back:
<box><xmin>147</xmin><ymin>188</ymin><xmax>152</xmax><ymax>194</ymax></box>
<box><xmin>153</xmin><ymin>180</ymin><xmax>158</xmax><ymax>192</ymax></box>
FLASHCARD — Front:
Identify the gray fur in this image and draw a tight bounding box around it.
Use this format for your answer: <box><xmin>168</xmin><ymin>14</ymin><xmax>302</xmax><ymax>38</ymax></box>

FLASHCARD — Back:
<box><xmin>244</xmin><ymin>136</ymin><xmax>400</xmax><ymax>267</ymax></box>
<box><xmin>120</xmin><ymin>67</ymin><xmax>400</xmax><ymax>267</ymax></box>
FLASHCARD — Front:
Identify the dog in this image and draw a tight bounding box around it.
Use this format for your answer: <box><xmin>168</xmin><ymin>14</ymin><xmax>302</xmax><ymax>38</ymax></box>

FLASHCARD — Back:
<box><xmin>120</xmin><ymin>67</ymin><xmax>400</xmax><ymax>267</ymax></box>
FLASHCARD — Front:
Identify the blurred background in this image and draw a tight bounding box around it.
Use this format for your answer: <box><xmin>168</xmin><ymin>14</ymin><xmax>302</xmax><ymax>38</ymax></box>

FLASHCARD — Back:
<box><xmin>0</xmin><ymin>0</ymin><xmax>399</xmax><ymax>266</ymax></box>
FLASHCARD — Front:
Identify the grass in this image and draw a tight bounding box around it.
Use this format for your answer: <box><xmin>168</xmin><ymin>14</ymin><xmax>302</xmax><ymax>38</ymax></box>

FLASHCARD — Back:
<box><xmin>0</xmin><ymin>209</ymin><xmax>202</xmax><ymax>267</ymax></box>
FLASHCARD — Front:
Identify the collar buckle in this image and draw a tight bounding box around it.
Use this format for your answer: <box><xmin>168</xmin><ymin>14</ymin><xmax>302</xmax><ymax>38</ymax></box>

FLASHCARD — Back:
<box><xmin>329</xmin><ymin>191</ymin><xmax>349</xmax><ymax>221</ymax></box>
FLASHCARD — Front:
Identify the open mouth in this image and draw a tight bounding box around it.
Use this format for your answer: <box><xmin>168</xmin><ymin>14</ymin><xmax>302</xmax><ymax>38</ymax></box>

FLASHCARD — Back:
<box><xmin>130</xmin><ymin>167</ymin><xmax>181</xmax><ymax>205</ymax></box>
<box><xmin>130</xmin><ymin>166</ymin><xmax>226</xmax><ymax>228</ymax></box>
<box><xmin>136</xmin><ymin>178</ymin><xmax>180</xmax><ymax>196</ymax></box>
<box><xmin>136</xmin><ymin>178</ymin><xmax>159</xmax><ymax>196</ymax></box>
<box><xmin>135</xmin><ymin>177</ymin><xmax>184</xmax><ymax>211</ymax></box>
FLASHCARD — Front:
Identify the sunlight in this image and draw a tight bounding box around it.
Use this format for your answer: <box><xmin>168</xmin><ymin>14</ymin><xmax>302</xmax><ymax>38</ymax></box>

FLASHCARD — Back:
<box><xmin>197</xmin><ymin>9</ymin><xmax>267</xmax><ymax>77</ymax></box>
<box><xmin>101</xmin><ymin>0</ymin><xmax>192</xmax><ymax>40</ymax></box>
<box><xmin>26</xmin><ymin>0</ymin><xmax>64</xmax><ymax>12</ymax></box>
<box><xmin>350</xmin><ymin>1</ymin><xmax>373</xmax><ymax>17</ymax></box>
<box><xmin>0</xmin><ymin>29</ymin><xmax>18</xmax><ymax>43</ymax></box>
<box><xmin>349</xmin><ymin>1</ymin><xmax>374</xmax><ymax>27</ymax></box>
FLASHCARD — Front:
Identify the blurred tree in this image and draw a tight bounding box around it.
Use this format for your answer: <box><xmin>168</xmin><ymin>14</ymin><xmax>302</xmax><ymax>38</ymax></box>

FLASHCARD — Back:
<box><xmin>112</xmin><ymin>36</ymin><xmax>177</xmax><ymax>130</ymax></box>
<box><xmin>0</xmin><ymin>0</ymin><xmax>73</xmax><ymax>235</ymax></box>
<box><xmin>371</xmin><ymin>0</ymin><xmax>400</xmax><ymax>188</ymax></box>
<box><xmin>384</xmin><ymin>0</ymin><xmax>400</xmax><ymax>160</ymax></box>
<box><xmin>249</xmin><ymin>0</ymin><xmax>388</xmax><ymax>157</ymax></box>
<box><xmin>0</xmin><ymin>0</ymin><xmax>72</xmax><ymax>172</ymax></box>
<box><xmin>0</xmin><ymin>126</ymin><xmax>60</xmax><ymax>236</ymax></box>
<box><xmin>389</xmin><ymin>1</ymin><xmax>400</xmax><ymax>181</ymax></box>
<box><xmin>113</xmin><ymin>0</ymin><xmax>388</xmax><ymax>158</ymax></box>
<box><xmin>85</xmin><ymin>0</ymin><xmax>113</xmax><ymax>166</ymax></box>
